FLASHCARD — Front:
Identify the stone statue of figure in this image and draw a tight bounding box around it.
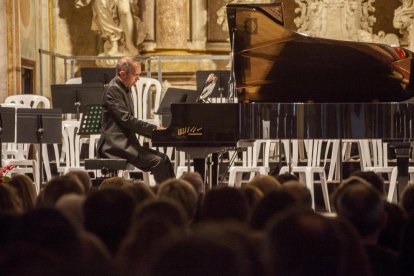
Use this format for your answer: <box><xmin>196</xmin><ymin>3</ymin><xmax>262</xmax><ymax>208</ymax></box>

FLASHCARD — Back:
<box><xmin>75</xmin><ymin>0</ymin><xmax>146</xmax><ymax>57</ymax></box>
<box><xmin>394</xmin><ymin>0</ymin><xmax>414</xmax><ymax>52</ymax></box>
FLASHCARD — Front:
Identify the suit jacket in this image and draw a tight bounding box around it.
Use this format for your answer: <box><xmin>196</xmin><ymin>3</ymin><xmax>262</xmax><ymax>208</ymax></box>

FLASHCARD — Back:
<box><xmin>97</xmin><ymin>77</ymin><xmax>157</xmax><ymax>161</ymax></box>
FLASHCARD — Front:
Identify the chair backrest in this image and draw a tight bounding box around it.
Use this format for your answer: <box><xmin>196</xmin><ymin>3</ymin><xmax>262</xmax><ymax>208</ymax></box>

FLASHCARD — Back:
<box><xmin>131</xmin><ymin>77</ymin><xmax>162</xmax><ymax>125</ymax></box>
<box><xmin>302</xmin><ymin>139</ymin><xmax>334</xmax><ymax>168</ymax></box>
<box><xmin>358</xmin><ymin>139</ymin><xmax>389</xmax><ymax>169</ymax></box>
<box><xmin>65</xmin><ymin>77</ymin><xmax>82</xmax><ymax>84</ymax></box>
<box><xmin>5</xmin><ymin>95</ymin><xmax>51</xmax><ymax>109</ymax></box>
<box><xmin>57</xmin><ymin>120</ymin><xmax>81</xmax><ymax>168</ymax></box>
<box><xmin>234</xmin><ymin>140</ymin><xmax>270</xmax><ymax>168</ymax></box>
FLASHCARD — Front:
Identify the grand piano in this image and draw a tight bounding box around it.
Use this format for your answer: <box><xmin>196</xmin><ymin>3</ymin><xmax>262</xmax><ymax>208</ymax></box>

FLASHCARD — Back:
<box><xmin>152</xmin><ymin>3</ymin><xmax>414</xmax><ymax>194</ymax></box>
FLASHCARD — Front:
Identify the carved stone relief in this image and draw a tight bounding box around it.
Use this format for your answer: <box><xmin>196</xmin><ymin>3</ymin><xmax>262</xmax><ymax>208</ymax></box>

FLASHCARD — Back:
<box><xmin>394</xmin><ymin>0</ymin><xmax>414</xmax><ymax>51</ymax></box>
<box><xmin>294</xmin><ymin>0</ymin><xmax>400</xmax><ymax>46</ymax></box>
<box><xmin>212</xmin><ymin>0</ymin><xmax>275</xmax><ymax>42</ymax></box>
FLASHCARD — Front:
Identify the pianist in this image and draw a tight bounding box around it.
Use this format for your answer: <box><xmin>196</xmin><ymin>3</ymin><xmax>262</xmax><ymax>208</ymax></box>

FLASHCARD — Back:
<box><xmin>97</xmin><ymin>56</ymin><xmax>175</xmax><ymax>183</ymax></box>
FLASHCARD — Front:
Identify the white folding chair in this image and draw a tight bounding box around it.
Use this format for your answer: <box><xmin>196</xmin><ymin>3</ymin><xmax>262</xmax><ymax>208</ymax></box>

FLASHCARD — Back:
<box><xmin>131</xmin><ymin>77</ymin><xmax>162</xmax><ymax>126</ymax></box>
<box><xmin>228</xmin><ymin>140</ymin><xmax>271</xmax><ymax>188</ymax></box>
<box><xmin>3</xmin><ymin>95</ymin><xmax>52</xmax><ymax>190</ymax></box>
<box><xmin>358</xmin><ymin>139</ymin><xmax>398</xmax><ymax>202</ymax></box>
<box><xmin>279</xmin><ymin>139</ymin><xmax>332</xmax><ymax>212</ymax></box>
<box><xmin>54</xmin><ymin>120</ymin><xmax>84</xmax><ymax>175</ymax></box>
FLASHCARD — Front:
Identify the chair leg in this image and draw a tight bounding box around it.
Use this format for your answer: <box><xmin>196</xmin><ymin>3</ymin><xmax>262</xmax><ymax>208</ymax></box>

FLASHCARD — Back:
<box><xmin>387</xmin><ymin>168</ymin><xmax>398</xmax><ymax>203</ymax></box>
<box><xmin>228</xmin><ymin>170</ymin><xmax>236</xmax><ymax>187</ymax></box>
<box><xmin>302</xmin><ymin>171</ymin><xmax>315</xmax><ymax>211</ymax></box>
<box><xmin>319</xmin><ymin>172</ymin><xmax>331</xmax><ymax>212</ymax></box>
<box><xmin>235</xmin><ymin>172</ymin><xmax>243</xmax><ymax>188</ymax></box>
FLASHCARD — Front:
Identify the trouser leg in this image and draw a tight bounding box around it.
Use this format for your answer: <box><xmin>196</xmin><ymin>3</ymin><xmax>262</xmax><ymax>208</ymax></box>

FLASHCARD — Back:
<box><xmin>132</xmin><ymin>147</ymin><xmax>175</xmax><ymax>184</ymax></box>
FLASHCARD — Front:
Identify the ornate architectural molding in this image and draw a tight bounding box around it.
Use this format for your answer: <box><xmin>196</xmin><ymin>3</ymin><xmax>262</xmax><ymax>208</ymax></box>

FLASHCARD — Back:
<box><xmin>294</xmin><ymin>0</ymin><xmax>399</xmax><ymax>45</ymax></box>
<box><xmin>394</xmin><ymin>0</ymin><xmax>414</xmax><ymax>51</ymax></box>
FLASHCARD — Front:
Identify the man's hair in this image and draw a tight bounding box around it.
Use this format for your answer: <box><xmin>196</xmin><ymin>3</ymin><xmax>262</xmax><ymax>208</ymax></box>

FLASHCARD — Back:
<box><xmin>116</xmin><ymin>56</ymin><xmax>139</xmax><ymax>76</ymax></box>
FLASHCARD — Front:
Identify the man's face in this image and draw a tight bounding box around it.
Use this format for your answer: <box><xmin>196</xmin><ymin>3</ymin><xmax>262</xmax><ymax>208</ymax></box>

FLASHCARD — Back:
<box><xmin>120</xmin><ymin>62</ymin><xmax>141</xmax><ymax>87</ymax></box>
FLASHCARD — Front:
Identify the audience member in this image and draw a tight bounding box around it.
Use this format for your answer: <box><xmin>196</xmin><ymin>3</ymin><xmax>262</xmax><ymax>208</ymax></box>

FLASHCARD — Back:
<box><xmin>122</xmin><ymin>180</ymin><xmax>155</xmax><ymax>204</ymax></box>
<box><xmin>118</xmin><ymin>199</ymin><xmax>188</xmax><ymax>274</ymax></box>
<box><xmin>66</xmin><ymin>170</ymin><xmax>92</xmax><ymax>195</ymax></box>
<box><xmin>180</xmin><ymin>172</ymin><xmax>204</xmax><ymax>196</ymax></box>
<box><xmin>264</xmin><ymin>208</ymin><xmax>343</xmax><ymax>276</ymax></box>
<box><xmin>0</xmin><ymin>212</ymin><xmax>19</xmax><ymax>249</ymax></box>
<box><xmin>39</xmin><ymin>175</ymin><xmax>84</xmax><ymax>208</ymax></box>
<box><xmin>332</xmin><ymin>217</ymin><xmax>372</xmax><ymax>276</ymax></box>
<box><xmin>250</xmin><ymin>189</ymin><xmax>297</xmax><ymax>230</ymax></box>
<box><xmin>201</xmin><ymin>187</ymin><xmax>248</xmax><ymax>223</ymax></box>
<box><xmin>246</xmin><ymin>175</ymin><xmax>280</xmax><ymax>195</ymax></box>
<box><xmin>147</xmin><ymin>228</ymin><xmax>250</xmax><ymax>276</ymax></box>
<box><xmin>351</xmin><ymin>171</ymin><xmax>386</xmax><ymax>197</ymax></box>
<box><xmin>8</xmin><ymin>208</ymin><xmax>82</xmax><ymax>261</ymax></box>
<box><xmin>179</xmin><ymin>172</ymin><xmax>205</xmax><ymax>223</ymax></box>
<box><xmin>56</xmin><ymin>195</ymin><xmax>113</xmax><ymax>268</ymax></box>
<box><xmin>195</xmin><ymin>222</ymin><xmax>264</xmax><ymax>276</ymax></box>
<box><xmin>334</xmin><ymin>177</ymin><xmax>398</xmax><ymax>276</ymax></box>
<box><xmin>55</xmin><ymin>194</ymin><xmax>86</xmax><ymax>232</ymax></box>
<box><xmin>99</xmin><ymin>176</ymin><xmax>131</xmax><ymax>190</ymax></box>
<box><xmin>83</xmin><ymin>189</ymin><xmax>135</xmax><ymax>256</ymax></box>
<box><xmin>275</xmin><ymin>173</ymin><xmax>299</xmax><ymax>184</ymax></box>
<box><xmin>400</xmin><ymin>184</ymin><xmax>414</xmax><ymax>215</ymax></box>
<box><xmin>280</xmin><ymin>180</ymin><xmax>312</xmax><ymax>209</ymax></box>
<box><xmin>0</xmin><ymin>184</ymin><xmax>23</xmax><ymax>214</ymax></box>
<box><xmin>8</xmin><ymin>174</ymin><xmax>37</xmax><ymax>211</ymax></box>
<box><xmin>378</xmin><ymin>202</ymin><xmax>406</xmax><ymax>252</ymax></box>
<box><xmin>241</xmin><ymin>185</ymin><xmax>264</xmax><ymax>219</ymax></box>
<box><xmin>157</xmin><ymin>178</ymin><xmax>198</xmax><ymax>222</ymax></box>
<box><xmin>134</xmin><ymin>198</ymin><xmax>188</xmax><ymax>227</ymax></box>
<box><xmin>399</xmin><ymin>212</ymin><xmax>414</xmax><ymax>276</ymax></box>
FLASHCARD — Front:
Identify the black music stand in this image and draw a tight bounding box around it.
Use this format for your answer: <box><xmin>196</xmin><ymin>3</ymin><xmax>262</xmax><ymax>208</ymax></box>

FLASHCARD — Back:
<box><xmin>79</xmin><ymin>105</ymin><xmax>127</xmax><ymax>177</ymax></box>
<box><xmin>81</xmin><ymin>67</ymin><xmax>116</xmax><ymax>85</ymax></box>
<box><xmin>16</xmin><ymin>108</ymin><xmax>62</xmax><ymax>186</ymax></box>
<box><xmin>51</xmin><ymin>83</ymin><xmax>104</xmax><ymax>120</ymax></box>
<box><xmin>0</xmin><ymin>107</ymin><xmax>16</xmax><ymax>167</ymax></box>
<box><xmin>78</xmin><ymin>105</ymin><xmax>102</xmax><ymax>135</ymax></box>
<box><xmin>155</xmin><ymin>87</ymin><xmax>201</xmax><ymax>126</ymax></box>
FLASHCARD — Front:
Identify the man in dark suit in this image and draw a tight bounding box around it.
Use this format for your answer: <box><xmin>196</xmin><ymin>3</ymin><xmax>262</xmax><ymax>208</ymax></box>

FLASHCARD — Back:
<box><xmin>97</xmin><ymin>56</ymin><xmax>175</xmax><ymax>183</ymax></box>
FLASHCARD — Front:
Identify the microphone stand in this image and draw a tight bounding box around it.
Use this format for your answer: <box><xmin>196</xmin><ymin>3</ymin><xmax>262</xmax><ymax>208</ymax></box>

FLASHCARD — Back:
<box><xmin>37</xmin><ymin>114</ymin><xmax>44</xmax><ymax>188</ymax></box>
<box><xmin>228</xmin><ymin>28</ymin><xmax>237</xmax><ymax>103</ymax></box>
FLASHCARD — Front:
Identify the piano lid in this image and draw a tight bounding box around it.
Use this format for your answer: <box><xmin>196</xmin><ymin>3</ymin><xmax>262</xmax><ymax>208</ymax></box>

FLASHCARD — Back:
<box><xmin>226</xmin><ymin>3</ymin><xmax>414</xmax><ymax>103</ymax></box>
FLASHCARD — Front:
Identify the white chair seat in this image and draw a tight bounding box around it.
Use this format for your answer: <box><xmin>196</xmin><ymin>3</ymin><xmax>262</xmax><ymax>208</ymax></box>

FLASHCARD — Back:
<box><xmin>279</xmin><ymin>139</ymin><xmax>333</xmax><ymax>212</ymax></box>
<box><xmin>358</xmin><ymin>139</ymin><xmax>398</xmax><ymax>202</ymax></box>
<box><xmin>228</xmin><ymin>140</ymin><xmax>270</xmax><ymax>188</ymax></box>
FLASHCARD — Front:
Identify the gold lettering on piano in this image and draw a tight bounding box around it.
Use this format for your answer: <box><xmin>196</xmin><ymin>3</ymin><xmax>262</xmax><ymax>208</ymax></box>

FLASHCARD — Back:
<box><xmin>177</xmin><ymin>127</ymin><xmax>203</xmax><ymax>137</ymax></box>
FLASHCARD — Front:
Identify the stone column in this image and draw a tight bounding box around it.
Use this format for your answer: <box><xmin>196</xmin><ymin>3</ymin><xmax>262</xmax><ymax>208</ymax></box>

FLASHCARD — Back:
<box><xmin>0</xmin><ymin>0</ymin><xmax>8</xmax><ymax>101</ymax></box>
<box><xmin>6</xmin><ymin>0</ymin><xmax>21</xmax><ymax>96</ymax></box>
<box><xmin>189</xmin><ymin>0</ymin><xmax>206</xmax><ymax>50</ymax></box>
<box><xmin>156</xmin><ymin>0</ymin><xmax>188</xmax><ymax>49</ymax></box>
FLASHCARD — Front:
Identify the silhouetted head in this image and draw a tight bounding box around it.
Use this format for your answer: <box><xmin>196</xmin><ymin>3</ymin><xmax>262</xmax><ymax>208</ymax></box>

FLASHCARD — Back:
<box><xmin>351</xmin><ymin>170</ymin><xmax>385</xmax><ymax>196</ymax></box>
<box><xmin>202</xmin><ymin>187</ymin><xmax>249</xmax><ymax>223</ymax></box>
<box><xmin>41</xmin><ymin>175</ymin><xmax>84</xmax><ymax>207</ymax></box>
<box><xmin>83</xmin><ymin>189</ymin><xmax>135</xmax><ymax>255</ymax></box>
<box><xmin>246</xmin><ymin>175</ymin><xmax>280</xmax><ymax>195</ymax></box>
<box><xmin>334</xmin><ymin>177</ymin><xmax>385</xmax><ymax>238</ymax></box>
<box><xmin>265</xmin><ymin>208</ymin><xmax>342</xmax><ymax>276</ymax></box>
<box><xmin>250</xmin><ymin>189</ymin><xmax>297</xmax><ymax>230</ymax></box>
<box><xmin>157</xmin><ymin>179</ymin><xmax>198</xmax><ymax>221</ymax></box>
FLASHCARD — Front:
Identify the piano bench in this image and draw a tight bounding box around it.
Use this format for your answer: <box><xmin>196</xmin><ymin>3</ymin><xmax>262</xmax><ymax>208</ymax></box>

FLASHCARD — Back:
<box><xmin>85</xmin><ymin>159</ymin><xmax>128</xmax><ymax>176</ymax></box>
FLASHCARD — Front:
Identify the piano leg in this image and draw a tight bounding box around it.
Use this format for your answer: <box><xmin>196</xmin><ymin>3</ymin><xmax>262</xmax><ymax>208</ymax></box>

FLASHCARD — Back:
<box><xmin>194</xmin><ymin>153</ymin><xmax>219</xmax><ymax>191</ymax></box>
<box><xmin>194</xmin><ymin>157</ymin><xmax>206</xmax><ymax>184</ymax></box>
<box><xmin>393</xmin><ymin>143</ymin><xmax>411</xmax><ymax>201</ymax></box>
